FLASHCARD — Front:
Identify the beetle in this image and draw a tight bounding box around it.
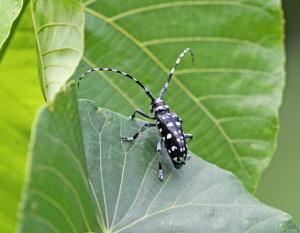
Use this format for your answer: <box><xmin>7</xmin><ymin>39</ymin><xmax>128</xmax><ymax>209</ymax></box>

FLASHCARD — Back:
<box><xmin>78</xmin><ymin>48</ymin><xmax>194</xmax><ymax>181</ymax></box>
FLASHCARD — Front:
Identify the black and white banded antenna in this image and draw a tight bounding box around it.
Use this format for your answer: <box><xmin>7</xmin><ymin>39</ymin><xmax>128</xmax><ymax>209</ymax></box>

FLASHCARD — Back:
<box><xmin>78</xmin><ymin>67</ymin><xmax>155</xmax><ymax>101</ymax></box>
<box><xmin>159</xmin><ymin>48</ymin><xmax>195</xmax><ymax>99</ymax></box>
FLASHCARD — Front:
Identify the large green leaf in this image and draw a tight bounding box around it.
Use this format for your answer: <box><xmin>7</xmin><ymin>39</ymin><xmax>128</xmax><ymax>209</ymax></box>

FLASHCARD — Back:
<box><xmin>0</xmin><ymin>6</ymin><xmax>44</xmax><ymax>233</ymax></box>
<box><xmin>0</xmin><ymin>0</ymin><xmax>23</xmax><ymax>50</ymax></box>
<box><xmin>71</xmin><ymin>0</ymin><xmax>285</xmax><ymax>192</ymax></box>
<box><xmin>18</xmin><ymin>82</ymin><xmax>298</xmax><ymax>232</ymax></box>
<box><xmin>31</xmin><ymin>0</ymin><xmax>84</xmax><ymax>100</ymax></box>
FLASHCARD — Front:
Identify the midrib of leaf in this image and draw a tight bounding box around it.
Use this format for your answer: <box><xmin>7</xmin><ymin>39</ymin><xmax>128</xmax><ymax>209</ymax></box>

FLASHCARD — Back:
<box><xmin>86</xmin><ymin>106</ymin><xmax>109</xmax><ymax>228</ymax></box>
<box><xmin>30</xmin><ymin>0</ymin><xmax>46</xmax><ymax>99</ymax></box>
<box><xmin>110</xmin><ymin>119</ymin><xmax>140</xmax><ymax>227</ymax></box>
<box><xmin>84</xmin><ymin>7</ymin><xmax>252</xmax><ymax>182</ymax></box>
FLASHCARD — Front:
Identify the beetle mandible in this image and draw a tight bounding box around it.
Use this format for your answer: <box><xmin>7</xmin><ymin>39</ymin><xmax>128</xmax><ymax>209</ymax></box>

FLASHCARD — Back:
<box><xmin>78</xmin><ymin>48</ymin><xmax>194</xmax><ymax>181</ymax></box>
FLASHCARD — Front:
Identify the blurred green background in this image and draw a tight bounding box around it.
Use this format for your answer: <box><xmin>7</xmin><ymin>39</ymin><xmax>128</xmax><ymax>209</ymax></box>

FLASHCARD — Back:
<box><xmin>0</xmin><ymin>0</ymin><xmax>299</xmax><ymax>231</ymax></box>
<box><xmin>257</xmin><ymin>0</ymin><xmax>300</xmax><ymax>226</ymax></box>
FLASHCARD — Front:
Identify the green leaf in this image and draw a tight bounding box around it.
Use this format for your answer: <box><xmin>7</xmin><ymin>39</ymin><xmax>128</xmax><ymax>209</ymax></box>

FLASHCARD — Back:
<box><xmin>0</xmin><ymin>6</ymin><xmax>44</xmax><ymax>233</ymax></box>
<box><xmin>0</xmin><ymin>0</ymin><xmax>23</xmax><ymax>50</ymax></box>
<box><xmin>31</xmin><ymin>0</ymin><xmax>84</xmax><ymax>100</ymax></box>
<box><xmin>72</xmin><ymin>0</ymin><xmax>285</xmax><ymax>192</ymax></box>
<box><xmin>18</xmin><ymin>82</ymin><xmax>298</xmax><ymax>232</ymax></box>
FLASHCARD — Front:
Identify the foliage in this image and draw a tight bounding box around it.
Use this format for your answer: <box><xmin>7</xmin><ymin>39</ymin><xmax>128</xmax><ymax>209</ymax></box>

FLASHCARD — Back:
<box><xmin>0</xmin><ymin>0</ymin><xmax>297</xmax><ymax>232</ymax></box>
<box><xmin>0</xmin><ymin>7</ymin><xmax>44</xmax><ymax>233</ymax></box>
<box><xmin>18</xmin><ymin>83</ymin><xmax>298</xmax><ymax>233</ymax></box>
<box><xmin>72</xmin><ymin>0</ymin><xmax>285</xmax><ymax>191</ymax></box>
<box><xmin>0</xmin><ymin>0</ymin><xmax>23</xmax><ymax>50</ymax></box>
<box><xmin>31</xmin><ymin>0</ymin><xmax>84</xmax><ymax>100</ymax></box>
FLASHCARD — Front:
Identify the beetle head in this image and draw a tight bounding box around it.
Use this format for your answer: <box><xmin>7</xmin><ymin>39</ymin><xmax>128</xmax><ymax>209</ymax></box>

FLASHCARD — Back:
<box><xmin>150</xmin><ymin>98</ymin><xmax>170</xmax><ymax>115</ymax></box>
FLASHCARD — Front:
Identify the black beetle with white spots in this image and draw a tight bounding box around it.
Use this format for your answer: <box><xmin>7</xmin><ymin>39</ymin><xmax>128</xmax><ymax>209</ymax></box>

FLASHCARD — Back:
<box><xmin>78</xmin><ymin>48</ymin><xmax>194</xmax><ymax>181</ymax></box>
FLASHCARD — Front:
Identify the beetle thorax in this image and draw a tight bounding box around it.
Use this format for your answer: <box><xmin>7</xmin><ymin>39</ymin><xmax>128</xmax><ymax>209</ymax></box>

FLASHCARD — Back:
<box><xmin>150</xmin><ymin>98</ymin><xmax>170</xmax><ymax>116</ymax></box>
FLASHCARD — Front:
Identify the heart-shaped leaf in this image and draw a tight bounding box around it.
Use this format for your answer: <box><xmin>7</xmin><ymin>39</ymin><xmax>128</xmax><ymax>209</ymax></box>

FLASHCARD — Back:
<box><xmin>31</xmin><ymin>0</ymin><xmax>84</xmax><ymax>100</ymax></box>
<box><xmin>0</xmin><ymin>0</ymin><xmax>23</xmax><ymax>50</ymax></box>
<box><xmin>18</xmin><ymin>82</ymin><xmax>298</xmax><ymax>232</ymax></box>
<box><xmin>72</xmin><ymin>0</ymin><xmax>285</xmax><ymax>191</ymax></box>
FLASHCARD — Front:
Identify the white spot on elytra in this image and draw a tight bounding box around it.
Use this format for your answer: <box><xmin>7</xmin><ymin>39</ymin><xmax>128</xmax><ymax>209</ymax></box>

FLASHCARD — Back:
<box><xmin>167</xmin><ymin>134</ymin><xmax>172</xmax><ymax>139</ymax></box>
<box><xmin>176</xmin><ymin>122</ymin><xmax>181</xmax><ymax>126</ymax></box>
<box><xmin>167</xmin><ymin>150</ymin><xmax>171</xmax><ymax>153</ymax></box>
<box><xmin>167</xmin><ymin>122</ymin><xmax>174</xmax><ymax>127</ymax></box>
<box><xmin>162</xmin><ymin>137</ymin><xmax>165</xmax><ymax>141</ymax></box>
<box><xmin>171</xmin><ymin>146</ymin><xmax>177</xmax><ymax>151</ymax></box>
<box><xmin>159</xmin><ymin>128</ymin><xmax>162</xmax><ymax>132</ymax></box>
<box><xmin>177</xmin><ymin>138</ymin><xmax>181</xmax><ymax>142</ymax></box>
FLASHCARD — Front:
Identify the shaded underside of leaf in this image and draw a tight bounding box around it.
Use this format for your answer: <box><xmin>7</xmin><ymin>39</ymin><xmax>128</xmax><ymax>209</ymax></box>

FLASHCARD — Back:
<box><xmin>72</xmin><ymin>0</ymin><xmax>285</xmax><ymax>191</ymax></box>
<box><xmin>0</xmin><ymin>6</ymin><xmax>44</xmax><ymax>233</ymax></box>
<box><xmin>31</xmin><ymin>0</ymin><xmax>84</xmax><ymax>101</ymax></box>
<box><xmin>18</xmin><ymin>82</ymin><xmax>298</xmax><ymax>233</ymax></box>
<box><xmin>0</xmin><ymin>0</ymin><xmax>23</xmax><ymax>50</ymax></box>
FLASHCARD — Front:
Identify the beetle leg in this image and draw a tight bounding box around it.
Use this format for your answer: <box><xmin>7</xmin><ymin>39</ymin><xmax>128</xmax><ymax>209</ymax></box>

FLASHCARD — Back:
<box><xmin>184</xmin><ymin>133</ymin><xmax>193</xmax><ymax>160</ymax></box>
<box><xmin>122</xmin><ymin>122</ymin><xmax>155</xmax><ymax>141</ymax></box>
<box><xmin>156</xmin><ymin>139</ymin><xmax>164</xmax><ymax>181</ymax></box>
<box><xmin>131</xmin><ymin>109</ymin><xmax>155</xmax><ymax>120</ymax></box>
<box><xmin>184</xmin><ymin>133</ymin><xmax>193</xmax><ymax>143</ymax></box>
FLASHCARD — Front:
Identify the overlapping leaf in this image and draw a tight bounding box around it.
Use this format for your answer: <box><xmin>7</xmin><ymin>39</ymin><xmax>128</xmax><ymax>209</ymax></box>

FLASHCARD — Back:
<box><xmin>31</xmin><ymin>0</ymin><xmax>84</xmax><ymax>100</ymax></box>
<box><xmin>18</xmin><ymin>83</ymin><xmax>298</xmax><ymax>233</ymax></box>
<box><xmin>72</xmin><ymin>0</ymin><xmax>285</xmax><ymax>191</ymax></box>
<box><xmin>0</xmin><ymin>7</ymin><xmax>43</xmax><ymax>233</ymax></box>
<box><xmin>0</xmin><ymin>0</ymin><xmax>23</xmax><ymax>50</ymax></box>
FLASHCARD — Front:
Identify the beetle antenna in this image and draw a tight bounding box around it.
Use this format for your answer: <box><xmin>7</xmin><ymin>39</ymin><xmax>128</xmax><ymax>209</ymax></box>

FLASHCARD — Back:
<box><xmin>159</xmin><ymin>48</ymin><xmax>194</xmax><ymax>98</ymax></box>
<box><xmin>78</xmin><ymin>67</ymin><xmax>155</xmax><ymax>101</ymax></box>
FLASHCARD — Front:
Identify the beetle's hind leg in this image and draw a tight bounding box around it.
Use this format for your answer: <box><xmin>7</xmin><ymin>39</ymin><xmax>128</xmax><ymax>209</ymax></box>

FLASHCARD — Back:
<box><xmin>156</xmin><ymin>139</ymin><xmax>164</xmax><ymax>181</ymax></box>
<box><xmin>184</xmin><ymin>133</ymin><xmax>193</xmax><ymax>160</ymax></box>
<box><xmin>184</xmin><ymin>133</ymin><xmax>193</xmax><ymax>143</ymax></box>
<box><xmin>122</xmin><ymin>122</ymin><xmax>155</xmax><ymax>142</ymax></box>
<box><xmin>131</xmin><ymin>109</ymin><xmax>155</xmax><ymax>120</ymax></box>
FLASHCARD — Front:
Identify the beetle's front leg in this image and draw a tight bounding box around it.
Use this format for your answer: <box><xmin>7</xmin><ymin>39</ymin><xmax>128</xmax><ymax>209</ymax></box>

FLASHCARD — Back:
<box><xmin>131</xmin><ymin>109</ymin><xmax>155</xmax><ymax>120</ymax></box>
<box><xmin>156</xmin><ymin>139</ymin><xmax>164</xmax><ymax>181</ymax></box>
<box><xmin>184</xmin><ymin>133</ymin><xmax>193</xmax><ymax>143</ymax></box>
<box><xmin>122</xmin><ymin>122</ymin><xmax>155</xmax><ymax>141</ymax></box>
